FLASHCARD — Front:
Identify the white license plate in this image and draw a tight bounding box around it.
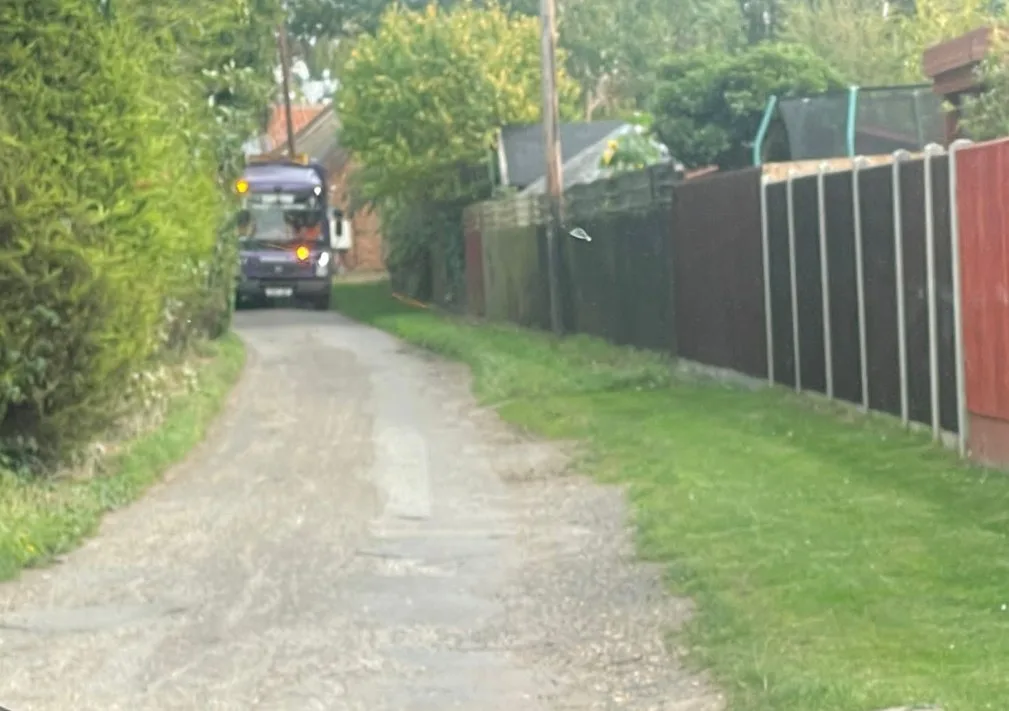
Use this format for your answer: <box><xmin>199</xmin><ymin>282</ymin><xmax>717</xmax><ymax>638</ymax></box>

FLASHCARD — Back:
<box><xmin>265</xmin><ymin>287</ymin><xmax>293</xmax><ymax>298</ymax></box>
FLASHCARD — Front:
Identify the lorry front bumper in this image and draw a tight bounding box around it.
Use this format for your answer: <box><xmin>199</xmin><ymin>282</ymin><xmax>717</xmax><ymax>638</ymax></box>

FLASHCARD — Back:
<box><xmin>236</xmin><ymin>277</ymin><xmax>330</xmax><ymax>301</ymax></box>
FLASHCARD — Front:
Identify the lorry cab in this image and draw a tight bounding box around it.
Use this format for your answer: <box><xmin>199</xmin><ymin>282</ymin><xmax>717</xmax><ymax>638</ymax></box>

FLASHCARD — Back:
<box><xmin>234</xmin><ymin>155</ymin><xmax>343</xmax><ymax>310</ymax></box>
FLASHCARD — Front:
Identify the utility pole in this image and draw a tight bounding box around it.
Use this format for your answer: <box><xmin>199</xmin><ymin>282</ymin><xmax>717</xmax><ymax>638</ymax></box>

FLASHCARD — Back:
<box><xmin>539</xmin><ymin>0</ymin><xmax>564</xmax><ymax>335</ymax></box>
<box><xmin>277</xmin><ymin>22</ymin><xmax>297</xmax><ymax>157</ymax></box>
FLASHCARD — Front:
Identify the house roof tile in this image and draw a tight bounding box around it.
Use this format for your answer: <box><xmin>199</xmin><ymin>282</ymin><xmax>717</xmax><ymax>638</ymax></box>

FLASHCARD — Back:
<box><xmin>264</xmin><ymin>104</ymin><xmax>328</xmax><ymax>153</ymax></box>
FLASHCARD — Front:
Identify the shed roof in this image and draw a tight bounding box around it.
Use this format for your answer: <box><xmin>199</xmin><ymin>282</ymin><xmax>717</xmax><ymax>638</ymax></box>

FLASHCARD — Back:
<box><xmin>500</xmin><ymin>120</ymin><xmax>626</xmax><ymax>187</ymax></box>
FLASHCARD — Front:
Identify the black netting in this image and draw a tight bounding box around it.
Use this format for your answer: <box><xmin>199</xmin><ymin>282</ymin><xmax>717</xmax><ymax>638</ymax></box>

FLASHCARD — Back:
<box><xmin>855</xmin><ymin>86</ymin><xmax>946</xmax><ymax>154</ymax></box>
<box><xmin>775</xmin><ymin>85</ymin><xmax>946</xmax><ymax>161</ymax></box>
<box><xmin>778</xmin><ymin>91</ymin><xmax>850</xmax><ymax>160</ymax></box>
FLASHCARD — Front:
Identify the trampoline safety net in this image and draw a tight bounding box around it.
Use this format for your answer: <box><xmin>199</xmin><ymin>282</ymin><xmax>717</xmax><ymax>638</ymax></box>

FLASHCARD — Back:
<box><xmin>777</xmin><ymin>85</ymin><xmax>946</xmax><ymax>160</ymax></box>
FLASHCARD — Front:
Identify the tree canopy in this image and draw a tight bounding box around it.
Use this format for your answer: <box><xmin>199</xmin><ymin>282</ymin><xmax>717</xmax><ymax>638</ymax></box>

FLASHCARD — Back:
<box><xmin>336</xmin><ymin>1</ymin><xmax>578</xmax><ymax>205</ymax></box>
<box><xmin>782</xmin><ymin>0</ymin><xmax>1002</xmax><ymax>85</ymax></box>
<box><xmin>649</xmin><ymin>43</ymin><xmax>844</xmax><ymax>168</ymax></box>
<box><xmin>287</xmin><ymin>0</ymin><xmax>1009</xmax><ymax>129</ymax></box>
<box><xmin>285</xmin><ymin>0</ymin><xmax>537</xmax><ymax>40</ymax></box>
<box><xmin>0</xmin><ymin>0</ymin><xmax>279</xmax><ymax>466</ymax></box>
<box><xmin>288</xmin><ymin>0</ymin><xmax>749</xmax><ymax>121</ymax></box>
<box><xmin>780</xmin><ymin>0</ymin><xmax>907</xmax><ymax>85</ymax></box>
<box><xmin>961</xmin><ymin>30</ymin><xmax>1009</xmax><ymax>140</ymax></box>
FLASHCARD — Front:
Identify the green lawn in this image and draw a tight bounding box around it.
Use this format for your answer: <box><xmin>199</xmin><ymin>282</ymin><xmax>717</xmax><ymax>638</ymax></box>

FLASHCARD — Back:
<box><xmin>0</xmin><ymin>335</ymin><xmax>245</xmax><ymax>582</ymax></box>
<box><xmin>334</xmin><ymin>280</ymin><xmax>1009</xmax><ymax>711</ymax></box>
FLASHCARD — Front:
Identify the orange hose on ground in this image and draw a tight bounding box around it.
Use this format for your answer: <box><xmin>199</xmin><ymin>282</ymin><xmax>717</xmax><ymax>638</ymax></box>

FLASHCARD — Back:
<box><xmin>391</xmin><ymin>292</ymin><xmax>429</xmax><ymax>309</ymax></box>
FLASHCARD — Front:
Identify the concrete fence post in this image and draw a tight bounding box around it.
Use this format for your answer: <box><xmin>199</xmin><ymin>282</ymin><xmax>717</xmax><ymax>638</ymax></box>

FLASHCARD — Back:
<box><xmin>948</xmin><ymin>138</ymin><xmax>974</xmax><ymax>457</ymax></box>
<box><xmin>760</xmin><ymin>174</ymin><xmax>775</xmax><ymax>385</ymax></box>
<box><xmin>852</xmin><ymin>156</ymin><xmax>870</xmax><ymax>412</ymax></box>
<box><xmin>923</xmin><ymin>142</ymin><xmax>946</xmax><ymax>441</ymax></box>
<box><xmin>786</xmin><ymin>168</ymin><xmax>801</xmax><ymax>392</ymax></box>
<box><xmin>891</xmin><ymin>149</ymin><xmax>912</xmax><ymax>427</ymax></box>
<box><xmin>817</xmin><ymin>161</ymin><xmax>834</xmax><ymax>399</ymax></box>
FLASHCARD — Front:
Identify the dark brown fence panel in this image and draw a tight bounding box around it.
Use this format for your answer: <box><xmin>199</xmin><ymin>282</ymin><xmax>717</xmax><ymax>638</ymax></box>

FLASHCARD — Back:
<box><xmin>621</xmin><ymin>198</ymin><xmax>675</xmax><ymax>353</ymax></box>
<box><xmin>793</xmin><ymin>175</ymin><xmax>827</xmax><ymax>395</ymax></box>
<box><xmin>562</xmin><ymin>211</ymin><xmax>623</xmax><ymax>341</ymax></box>
<box><xmin>823</xmin><ymin>171</ymin><xmax>862</xmax><ymax>405</ymax></box>
<box><xmin>899</xmin><ymin>159</ymin><xmax>933</xmax><ymax>427</ymax></box>
<box><xmin>929</xmin><ymin>156</ymin><xmax>958</xmax><ymax>434</ymax></box>
<box><xmin>766</xmin><ymin>180</ymin><xmax>795</xmax><ymax>388</ymax></box>
<box><xmin>891</xmin><ymin>157</ymin><xmax>959</xmax><ymax>433</ymax></box>
<box><xmin>859</xmin><ymin>164</ymin><xmax>901</xmax><ymax>416</ymax></box>
<box><xmin>463</xmin><ymin>206</ymin><xmax>485</xmax><ymax>317</ymax></box>
<box><xmin>672</xmin><ymin>168</ymin><xmax>767</xmax><ymax>378</ymax></box>
<box><xmin>562</xmin><ymin>168</ymin><xmax>675</xmax><ymax>352</ymax></box>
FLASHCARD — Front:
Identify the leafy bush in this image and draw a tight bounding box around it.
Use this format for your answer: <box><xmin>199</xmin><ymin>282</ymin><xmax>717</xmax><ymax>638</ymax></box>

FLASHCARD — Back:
<box><xmin>0</xmin><ymin>0</ymin><xmax>273</xmax><ymax>468</ymax></box>
<box><xmin>960</xmin><ymin>30</ymin><xmax>1009</xmax><ymax>141</ymax></box>
<box><xmin>649</xmin><ymin>43</ymin><xmax>844</xmax><ymax>169</ymax></box>
<box><xmin>599</xmin><ymin>131</ymin><xmax>667</xmax><ymax>173</ymax></box>
<box><xmin>338</xmin><ymin>1</ymin><xmax>579</xmax><ymax>206</ymax></box>
<box><xmin>336</xmin><ymin>1</ymin><xmax>579</xmax><ymax>297</ymax></box>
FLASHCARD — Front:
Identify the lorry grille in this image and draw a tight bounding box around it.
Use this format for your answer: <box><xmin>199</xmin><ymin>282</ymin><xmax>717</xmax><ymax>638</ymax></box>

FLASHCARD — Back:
<box><xmin>244</xmin><ymin>260</ymin><xmax>313</xmax><ymax>279</ymax></box>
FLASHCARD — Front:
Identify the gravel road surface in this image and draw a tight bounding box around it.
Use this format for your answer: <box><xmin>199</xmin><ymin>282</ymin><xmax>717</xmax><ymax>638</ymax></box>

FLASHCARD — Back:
<box><xmin>0</xmin><ymin>309</ymin><xmax>722</xmax><ymax>711</ymax></box>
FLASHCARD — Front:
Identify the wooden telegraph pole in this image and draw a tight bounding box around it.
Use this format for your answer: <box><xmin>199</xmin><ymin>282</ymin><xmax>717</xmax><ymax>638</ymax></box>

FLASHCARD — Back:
<box><xmin>277</xmin><ymin>22</ymin><xmax>297</xmax><ymax>157</ymax></box>
<box><xmin>540</xmin><ymin>0</ymin><xmax>564</xmax><ymax>335</ymax></box>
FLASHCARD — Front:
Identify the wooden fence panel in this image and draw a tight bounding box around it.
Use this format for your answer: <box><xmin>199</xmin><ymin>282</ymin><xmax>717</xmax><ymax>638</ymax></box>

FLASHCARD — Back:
<box><xmin>766</xmin><ymin>180</ymin><xmax>795</xmax><ymax>388</ymax></box>
<box><xmin>858</xmin><ymin>165</ymin><xmax>901</xmax><ymax>416</ymax></box>
<box><xmin>855</xmin><ymin>163</ymin><xmax>904</xmax><ymax>413</ymax></box>
<box><xmin>561</xmin><ymin>168</ymin><xmax>674</xmax><ymax>352</ymax></box>
<box><xmin>671</xmin><ymin>168</ymin><xmax>767</xmax><ymax>378</ymax></box>
<box><xmin>929</xmin><ymin>156</ymin><xmax>959</xmax><ymax>434</ymax></box>
<box><xmin>463</xmin><ymin>206</ymin><xmax>485</xmax><ymax>317</ymax></box>
<box><xmin>480</xmin><ymin>198</ymin><xmax>551</xmax><ymax>330</ymax></box>
<box><xmin>956</xmin><ymin>138</ymin><xmax>1009</xmax><ymax>465</ymax></box>
<box><xmin>793</xmin><ymin>174</ymin><xmax>827</xmax><ymax>395</ymax></box>
<box><xmin>823</xmin><ymin>171</ymin><xmax>862</xmax><ymax>406</ymax></box>
<box><xmin>898</xmin><ymin>159</ymin><xmax>934</xmax><ymax>427</ymax></box>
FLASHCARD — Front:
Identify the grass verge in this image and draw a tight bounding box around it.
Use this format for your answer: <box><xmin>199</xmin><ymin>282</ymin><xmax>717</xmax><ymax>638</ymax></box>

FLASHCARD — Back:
<box><xmin>0</xmin><ymin>334</ymin><xmax>245</xmax><ymax>582</ymax></box>
<box><xmin>334</xmin><ymin>280</ymin><xmax>1009</xmax><ymax>711</ymax></box>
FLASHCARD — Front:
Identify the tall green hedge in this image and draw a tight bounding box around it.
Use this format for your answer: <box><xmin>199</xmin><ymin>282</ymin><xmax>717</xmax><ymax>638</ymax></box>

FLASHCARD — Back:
<box><xmin>0</xmin><ymin>0</ymin><xmax>273</xmax><ymax>468</ymax></box>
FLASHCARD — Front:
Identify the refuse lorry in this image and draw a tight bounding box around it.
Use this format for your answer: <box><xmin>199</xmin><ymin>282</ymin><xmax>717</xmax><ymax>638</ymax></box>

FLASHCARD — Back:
<box><xmin>233</xmin><ymin>154</ymin><xmax>346</xmax><ymax>310</ymax></box>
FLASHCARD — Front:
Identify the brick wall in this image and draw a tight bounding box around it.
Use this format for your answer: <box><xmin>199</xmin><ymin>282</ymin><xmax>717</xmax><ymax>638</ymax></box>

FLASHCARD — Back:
<box><xmin>322</xmin><ymin>152</ymin><xmax>386</xmax><ymax>273</ymax></box>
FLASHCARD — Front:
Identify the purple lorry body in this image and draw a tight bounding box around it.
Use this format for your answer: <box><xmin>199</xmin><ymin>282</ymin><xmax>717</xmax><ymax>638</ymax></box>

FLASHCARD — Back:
<box><xmin>244</xmin><ymin>163</ymin><xmax>323</xmax><ymax>193</ymax></box>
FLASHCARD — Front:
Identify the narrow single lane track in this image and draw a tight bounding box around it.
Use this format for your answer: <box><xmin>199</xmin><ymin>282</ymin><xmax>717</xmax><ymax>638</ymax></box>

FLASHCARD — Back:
<box><xmin>0</xmin><ymin>310</ymin><xmax>720</xmax><ymax>711</ymax></box>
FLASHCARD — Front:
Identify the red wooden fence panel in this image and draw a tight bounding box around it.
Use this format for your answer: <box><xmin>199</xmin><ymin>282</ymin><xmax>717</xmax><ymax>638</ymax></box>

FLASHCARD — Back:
<box><xmin>956</xmin><ymin>138</ymin><xmax>1009</xmax><ymax>465</ymax></box>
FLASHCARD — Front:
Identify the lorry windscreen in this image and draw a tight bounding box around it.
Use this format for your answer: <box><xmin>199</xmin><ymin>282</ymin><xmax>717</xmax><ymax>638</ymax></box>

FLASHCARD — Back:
<box><xmin>237</xmin><ymin>191</ymin><xmax>325</xmax><ymax>244</ymax></box>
